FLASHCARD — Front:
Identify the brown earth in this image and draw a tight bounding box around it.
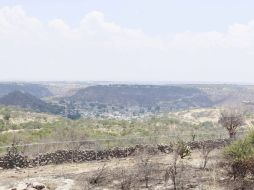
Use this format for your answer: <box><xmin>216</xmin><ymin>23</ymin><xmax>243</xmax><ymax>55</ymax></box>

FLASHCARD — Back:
<box><xmin>0</xmin><ymin>149</ymin><xmax>240</xmax><ymax>190</ymax></box>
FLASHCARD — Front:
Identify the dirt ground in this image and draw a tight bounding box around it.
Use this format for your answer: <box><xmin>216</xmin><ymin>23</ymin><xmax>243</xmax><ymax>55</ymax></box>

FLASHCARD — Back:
<box><xmin>0</xmin><ymin>148</ymin><xmax>238</xmax><ymax>190</ymax></box>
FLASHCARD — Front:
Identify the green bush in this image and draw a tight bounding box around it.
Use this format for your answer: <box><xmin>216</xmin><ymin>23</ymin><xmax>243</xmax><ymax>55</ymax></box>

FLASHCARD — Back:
<box><xmin>224</xmin><ymin>130</ymin><xmax>254</xmax><ymax>179</ymax></box>
<box><xmin>224</xmin><ymin>138</ymin><xmax>254</xmax><ymax>162</ymax></box>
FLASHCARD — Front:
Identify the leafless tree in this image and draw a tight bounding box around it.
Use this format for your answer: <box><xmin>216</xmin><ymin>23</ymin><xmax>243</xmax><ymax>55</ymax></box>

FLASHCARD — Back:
<box><xmin>136</xmin><ymin>148</ymin><xmax>154</xmax><ymax>188</ymax></box>
<box><xmin>199</xmin><ymin>143</ymin><xmax>215</xmax><ymax>169</ymax></box>
<box><xmin>118</xmin><ymin>168</ymin><xmax>137</xmax><ymax>190</ymax></box>
<box><xmin>79</xmin><ymin>164</ymin><xmax>109</xmax><ymax>190</ymax></box>
<box><xmin>191</xmin><ymin>133</ymin><xmax>196</xmax><ymax>141</ymax></box>
<box><xmin>165</xmin><ymin>151</ymin><xmax>178</xmax><ymax>190</ymax></box>
<box><xmin>78</xmin><ymin>164</ymin><xmax>108</xmax><ymax>190</ymax></box>
<box><xmin>165</xmin><ymin>140</ymin><xmax>191</xmax><ymax>190</ymax></box>
<box><xmin>218</xmin><ymin>109</ymin><xmax>245</xmax><ymax>139</ymax></box>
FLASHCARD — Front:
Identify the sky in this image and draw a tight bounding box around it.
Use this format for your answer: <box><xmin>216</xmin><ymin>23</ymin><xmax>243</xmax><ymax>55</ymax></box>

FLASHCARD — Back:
<box><xmin>1</xmin><ymin>0</ymin><xmax>254</xmax><ymax>83</ymax></box>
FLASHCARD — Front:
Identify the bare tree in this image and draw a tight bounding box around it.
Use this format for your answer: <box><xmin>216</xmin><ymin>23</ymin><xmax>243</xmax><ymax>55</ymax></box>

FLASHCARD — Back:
<box><xmin>165</xmin><ymin>140</ymin><xmax>191</xmax><ymax>190</ymax></box>
<box><xmin>136</xmin><ymin>148</ymin><xmax>154</xmax><ymax>188</ymax></box>
<box><xmin>165</xmin><ymin>151</ymin><xmax>178</xmax><ymax>190</ymax></box>
<box><xmin>199</xmin><ymin>143</ymin><xmax>215</xmax><ymax>169</ymax></box>
<box><xmin>191</xmin><ymin>133</ymin><xmax>196</xmax><ymax>141</ymax></box>
<box><xmin>119</xmin><ymin>168</ymin><xmax>137</xmax><ymax>190</ymax></box>
<box><xmin>218</xmin><ymin>109</ymin><xmax>245</xmax><ymax>139</ymax></box>
<box><xmin>78</xmin><ymin>164</ymin><xmax>108</xmax><ymax>190</ymax></box>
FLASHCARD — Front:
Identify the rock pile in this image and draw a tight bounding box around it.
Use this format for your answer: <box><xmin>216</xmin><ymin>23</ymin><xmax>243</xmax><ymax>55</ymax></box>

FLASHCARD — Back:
<box><xmin>157</xmin><ymin>139</ymin><xmax>231</xmax><ymax>153</ymax></box>
<box><xmin>30</xmin><ymin>147</ymin><xmax>136</xmax><ymax>166</ymax></box>
<box><xmin>188</xmin><ymin>139</ymin><xmax>231</xmax><ymax>149</ymax></box>
<box><xmin>0</xmin><ymin>154</ymin><xmax>29</xmax><ymax>169</ymax></box>
<box><xmin>10</xmin><ymin>182</ymin><xmax>48</xmax><ymax>190</ymax></box>
<box><xmin>0</xmin><ymin>139</ymin><xmax>231</xmax><ymax>169</ymax></box>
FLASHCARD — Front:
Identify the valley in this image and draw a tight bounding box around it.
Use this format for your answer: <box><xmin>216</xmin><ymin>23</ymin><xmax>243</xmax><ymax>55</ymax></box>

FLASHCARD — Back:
<box><xmin>0</xmin><ymin>82</ymin><xmax>253</xmax><ymax>189</ymax></box>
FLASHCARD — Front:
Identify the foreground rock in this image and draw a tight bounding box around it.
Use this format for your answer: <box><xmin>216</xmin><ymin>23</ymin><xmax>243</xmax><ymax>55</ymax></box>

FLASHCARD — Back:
<box><xmin>10</xmin><ymin>182</ymin><xmax>48</xmax><ymax>190</ymax></box>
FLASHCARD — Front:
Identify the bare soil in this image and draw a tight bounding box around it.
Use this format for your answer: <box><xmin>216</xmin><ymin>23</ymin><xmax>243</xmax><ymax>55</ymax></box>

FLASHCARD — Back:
<box><xmin>0</xmin><ymin>149</ymin><xmax>237</xmax><ymax>190</ymax></box>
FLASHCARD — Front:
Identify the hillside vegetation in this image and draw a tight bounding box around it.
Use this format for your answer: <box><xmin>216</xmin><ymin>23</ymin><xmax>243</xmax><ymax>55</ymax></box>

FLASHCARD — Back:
<box><xmin>0</xmin><ymin>83</ymin><xmax>52</xmax><ymax>98</ymax></box>
<box><xmin>1</xmin><ymin>83</ymin><xmax>254</xmax><ymax>118</ymax></box>
<box><xmin>0</xmin><ymin>91</ymin><xmax>64</xmax><ymax>115</ymax></box>
<box><xmin>0</xmin><ymin>107</ymin><xmax>238</xmax><ymax>148</ymax></box>
<box><xmin>69</xmin><ymin>85</ymin><xmax>213</xmax><ymax>111</ymax></box>
<box><xmin>71</xmin><ymin>85</ymin><xmax>212</xmax><ymax>107</ymax></box>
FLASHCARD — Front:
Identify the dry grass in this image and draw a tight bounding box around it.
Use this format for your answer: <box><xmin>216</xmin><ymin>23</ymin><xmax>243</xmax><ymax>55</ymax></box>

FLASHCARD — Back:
<box><xmin>0</xmin><ymin>149</ymin><xmax>235</xmax><ymax>190</ymax></box>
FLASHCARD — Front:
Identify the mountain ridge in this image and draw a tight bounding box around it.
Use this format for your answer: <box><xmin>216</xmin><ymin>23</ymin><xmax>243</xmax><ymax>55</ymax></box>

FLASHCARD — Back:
<box><xmin>69</xmin><ymin>85</ymin><xmax>214</xmax><ymax>110</ymax></box>
<box><xmin>0</xmin><ymin>91</ymin><xmax>64</xmax><ymax>115</ymax></box>
<box><xmin>0</xmin><ymin>83</ymin><xmax>52</xmax><ymax>98</ymax></box>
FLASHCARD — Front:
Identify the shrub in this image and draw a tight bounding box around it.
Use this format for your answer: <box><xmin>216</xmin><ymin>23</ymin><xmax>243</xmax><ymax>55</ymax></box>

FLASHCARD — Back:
<box><xmin>224</xmin><ymin>138</ymin><xmax>254</xmax><ymax>162</ymax></box>
<box><xmin>175</xmin><ymin>140</ymin><xmax>191</xmax><ymax>159</ymax></box>
<box><xmin>224</xmin><ymin>131</ymin><xmax>254</xmax><ymax>179</ymax></box>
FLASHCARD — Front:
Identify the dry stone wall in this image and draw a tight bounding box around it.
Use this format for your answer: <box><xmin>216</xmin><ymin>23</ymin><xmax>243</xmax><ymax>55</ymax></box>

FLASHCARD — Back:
<box><xmin>0</xmin><ymin>139</ymin><xmax>231</xmax><ymax>169</ymax></box>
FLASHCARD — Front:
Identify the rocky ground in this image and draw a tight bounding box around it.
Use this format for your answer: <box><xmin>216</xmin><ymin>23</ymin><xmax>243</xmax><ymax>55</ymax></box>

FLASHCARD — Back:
<box><xmin>0</xmin><ymin>148</ymin><xmax>238</xmax><ymax>190</ymax></box>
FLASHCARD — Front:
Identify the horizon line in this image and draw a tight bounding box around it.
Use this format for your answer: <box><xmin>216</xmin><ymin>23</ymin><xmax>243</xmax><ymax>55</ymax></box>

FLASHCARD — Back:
<box><xmin>0</xmin><ymin>80</ymin><xmax>254</xmax><ymax>85</ymax></box>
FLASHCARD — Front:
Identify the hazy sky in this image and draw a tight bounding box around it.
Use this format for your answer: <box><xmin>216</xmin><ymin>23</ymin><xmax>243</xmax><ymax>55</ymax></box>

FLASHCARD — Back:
<box><xmin>1</xmin><ymin>0</ymin><xmax>254</xmax><ymax>82</ymax></box>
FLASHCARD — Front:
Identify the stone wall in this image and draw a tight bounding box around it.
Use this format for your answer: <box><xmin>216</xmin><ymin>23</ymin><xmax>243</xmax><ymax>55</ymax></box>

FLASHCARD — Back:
<box><xmin>0</xmin><ymin>139</ymin><xmax>231</xmax><ymax>169</ymax></box>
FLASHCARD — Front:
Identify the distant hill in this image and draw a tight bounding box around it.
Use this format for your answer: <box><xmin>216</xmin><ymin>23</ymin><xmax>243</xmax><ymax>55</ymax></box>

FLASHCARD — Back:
<box><xmin>0</xmin><ymin>91</ymin><xmax>64</xmax><ymax>115</ymax></box>
<box><xmin>191</xmin><ymin>84</ymin><xmax>254</xmax><ymax>107</ymax></box>
<box><xmin>0</xmin><ymin>83</ymin><xmax>52</xmax><ymax>98</ymax></box>
<box><xmin>70</xmin><ymin>85</ymin><xmax>213</xmax><ymax>110</ymax></box>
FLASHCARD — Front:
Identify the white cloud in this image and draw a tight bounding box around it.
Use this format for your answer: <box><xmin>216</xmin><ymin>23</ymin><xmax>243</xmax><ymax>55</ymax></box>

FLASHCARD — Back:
<box><xmin>0</xmin><ymin>6</ymin><xmax>254</xmax><ymax>82</ymax></box>
<box><xmin>0</xmin><ymin>6</ymin><xmax>42</xmax><ymax>40</ymax></box>
<box><xmin>48</xmin><ymin>19</ymin><xmax>70</xmax><ymax>31</ymax></box>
